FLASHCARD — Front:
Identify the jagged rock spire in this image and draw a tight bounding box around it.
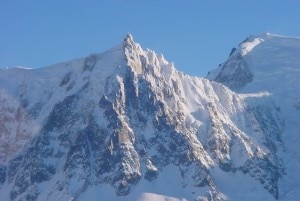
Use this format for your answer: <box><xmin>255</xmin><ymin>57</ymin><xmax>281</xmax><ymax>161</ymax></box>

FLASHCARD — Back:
<box><xmin>123</xmin><ymin>33</ymin><xmax>143</xmax><ymax>74</ymax></box>
<box><xmin>124</xmin><ymin>33</ymin><xmax>134</xmax><ymax>44</ymax></box>
<box><xmin>123</xmin><ymin>33</ymin><xmax>136</xmax><ymax>52</ymax></box>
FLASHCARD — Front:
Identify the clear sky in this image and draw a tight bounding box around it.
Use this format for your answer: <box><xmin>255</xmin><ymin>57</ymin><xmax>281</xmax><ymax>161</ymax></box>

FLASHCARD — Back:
<box><xmin>1</xmin><ymin>0</ymin><xmax>300</xmax><ymax>77</ymax></box>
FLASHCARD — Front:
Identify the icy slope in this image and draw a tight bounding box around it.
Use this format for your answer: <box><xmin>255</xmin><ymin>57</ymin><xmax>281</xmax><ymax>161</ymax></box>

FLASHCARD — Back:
<box><xmin>0</xmin><ymin>34</ymin><xmax>287</xmax><ymax>201</ymax></box>
<box><xmin>208</xmin><ymin>33</ymin><xmax>300</xmax><ymax>200</ymax></box>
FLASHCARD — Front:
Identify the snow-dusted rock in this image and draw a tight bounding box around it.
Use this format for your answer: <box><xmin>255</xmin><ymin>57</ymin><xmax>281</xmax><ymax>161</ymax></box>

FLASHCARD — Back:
<box><xmin>0</xmin><ymin>33</ymin><xmax>298</xmax><ymax>200</ymax></box>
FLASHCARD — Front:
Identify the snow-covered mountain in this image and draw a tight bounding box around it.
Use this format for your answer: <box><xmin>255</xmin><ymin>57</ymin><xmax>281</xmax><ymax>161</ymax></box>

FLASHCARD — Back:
<box><xmin>208</xmin><ymin>33</ymin><xmax>300</xmax><ymax>200</ymax></box>
<box><xmin>0</xmin><ymin>33</ymin><xmax>298</xmax><ymax>201</ymax></box>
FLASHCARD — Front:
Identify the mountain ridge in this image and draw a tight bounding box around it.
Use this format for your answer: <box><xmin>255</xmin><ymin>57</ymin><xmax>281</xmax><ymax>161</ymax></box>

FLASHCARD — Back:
<box><xmin>208</xmin><ymin>32</ymin><xmax>300</xmax><ymax>200</ymax></box>
<box><xmin>0</xmin><ymin>33</ymin><xmax>298</xmax><ymax>201</ymax></box>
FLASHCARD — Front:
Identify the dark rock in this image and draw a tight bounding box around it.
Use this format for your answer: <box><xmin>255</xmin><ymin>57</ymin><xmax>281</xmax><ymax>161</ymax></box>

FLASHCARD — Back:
<box><xmin>229</xmin><ymin>47</ymin><xmax>237</xmax><ymax>57</ymax></box>
<box><xmin>215</xmin><ymin>58</ymin><xmax>253</xmax><ymax>90</ymax></box>
<box><xmin>219</xmin><ymin>162</ymin><xmax>235</xmax><ymax>172</ymax></box>
<box><xmin>83</xmin><ymin>54</ymin><xmax>97</xmax><ymax>72</ymax></box>
<box><xmin>0</xmin><ymin>165</ymin><xmax>6</xmax><ymax>184</ymax></box>
<box><xmin>144</xmin><ymin>169</ymin><xmax>158</xmax><ymax>181</ymax></box>
<box><xmin>116</xmin><ymin>180</ymin><xmax>130</xmax><ymax>196</ymax></box>
<box><xmin>43</xmin><ymin>94</ymin><xmax>79</xmax><ymax>132</ymax></box>
<box><xmin>60</xmin><ymin>72</ymin><xmax>72</xmax><ymax>86</ymax></box>
<box><xmin>30</xmin><ymin>163</ymin><xmax>56</xmax><ymax>183</ymax></box>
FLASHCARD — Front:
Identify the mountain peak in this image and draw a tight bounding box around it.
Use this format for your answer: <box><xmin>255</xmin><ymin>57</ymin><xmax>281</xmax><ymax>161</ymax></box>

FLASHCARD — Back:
<box><xmin>0</xmin><ymin>33</ymin><xmax>299</xmax><ymax>201</ymax></box>
<box><xmin>208</xmin><ymin>33</ymin><xmax>300</xmax><ymax>91</ymax></box>
<box><xmin>124</xmin><ymin>33</ymin><xmax>134</xmax><ymax>44</ymax></box>
<box><xmin>122</xmin><ymin>33</ymin><xmax>145</xmax><ymax>74</ymax></box>
<box><xmin>123</xmin><ymin>33</ymin><xmax>140</xmax><ymax>52</ymax></box>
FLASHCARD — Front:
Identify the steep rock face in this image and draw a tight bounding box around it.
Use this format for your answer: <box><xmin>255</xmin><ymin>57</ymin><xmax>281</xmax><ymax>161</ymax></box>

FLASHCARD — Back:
<box><xmin>0</xmin><ymin>34</ymin><xmax>287</xmax><ymax>201</ymax></box>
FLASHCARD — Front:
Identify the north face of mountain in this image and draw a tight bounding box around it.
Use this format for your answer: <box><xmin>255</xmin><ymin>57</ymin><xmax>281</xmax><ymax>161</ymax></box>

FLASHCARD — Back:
<box><xmin>0</xmin><ymin>34</ymin><xmax>294</xmax><ymax>201</ymax></box>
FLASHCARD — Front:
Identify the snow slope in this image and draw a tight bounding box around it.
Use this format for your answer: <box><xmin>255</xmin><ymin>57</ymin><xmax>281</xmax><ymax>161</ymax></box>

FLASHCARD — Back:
<box><xmin>0</xmin><ymin>43</ymin><xmax>124</xmax><ymax>164</ymax></box>
<box><xmin>208</xmin><ymin>33</ymin><xmax>300</xmax><ymax>200</ymax></box>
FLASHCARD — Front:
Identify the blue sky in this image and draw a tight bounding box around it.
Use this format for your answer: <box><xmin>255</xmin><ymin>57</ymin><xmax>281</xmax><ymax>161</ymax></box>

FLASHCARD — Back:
<box><xmin>1</xmin><ymin>0</ymin><xmax>300</xmax><ymax>76</ymax></box>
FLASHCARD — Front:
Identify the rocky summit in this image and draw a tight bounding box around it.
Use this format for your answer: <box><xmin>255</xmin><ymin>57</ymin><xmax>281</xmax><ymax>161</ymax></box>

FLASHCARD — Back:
<box><xmin>0</xmin><ymin>33</ymin><xmax>299</xmax><ymax>201</ymax></box>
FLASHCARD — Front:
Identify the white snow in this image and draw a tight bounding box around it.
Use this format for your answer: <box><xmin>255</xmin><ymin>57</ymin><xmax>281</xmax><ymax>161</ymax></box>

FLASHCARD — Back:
<box><xmin>0</xmin><ymin>42</ymin><xmax>125</xmax><ymax>163</ymax></box>
<box><xmin>1</xmin><ymin>33</ymin><xmax>300</xmax><ymax>201</ymax></box>
<box><xmin>209</xmin><ymin>33</ymin><xmax>300</xmax><ymax>201</ymax></box>
<box><xmin>211</xmin><ymin>167</ymin><xmax>276</xmax><ymax>201</ymax></box>
<box><xmin>240</xmin><ymin>34</ymin><xmax>300</xmax><ymax>201</ymax></box>
<box><xmin>77</xmin><ymin>165</ymin><xmax>195</xmax><ymax>201</ymax></box>
<box><xmin>240</xmin><ymin>37</ymin><xmax>264</xmax><ymax>56</ymax></box>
